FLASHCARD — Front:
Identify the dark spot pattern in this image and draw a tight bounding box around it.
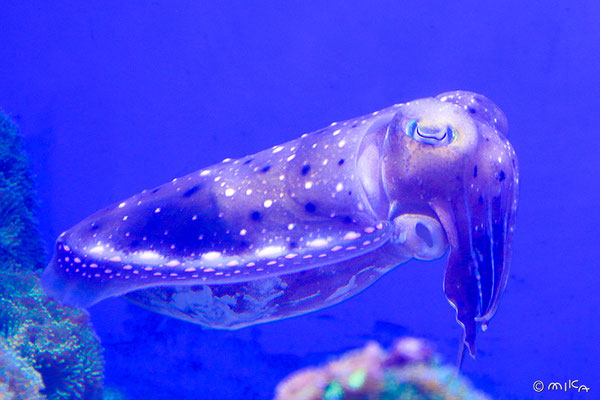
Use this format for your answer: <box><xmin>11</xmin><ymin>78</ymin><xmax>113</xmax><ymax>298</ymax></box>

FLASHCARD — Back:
<box><xmin>90</xmin><ymin>223</ymin><xmax>100</xmax><ymax>231</ymax></box>
<box><xmin>305</xmin><ymin>202</ymin><xmax>316</xmax><ymax>213</ymax></box>
<box><xmin>338</xmin><ymin>159</ymin><xmax>345</xmax><ymax>166</ymax></box>
<box><xmin>183</xmin><ymin>185</ymin><xmax>201</xmax><ymax>198</ymax></box>
<box><xmin>243</xmin><ymin>158</ymin><xmax>254</xmax><ymax>165</ymax></box>
<box><xmin>151</xmin><ymin>188</ymin><xmax>160</xmax><ymax>194</ymax></box>
<box><xmin>468</xmin><ymin>107</ymin><xmax>477</xmax><ymax>114</ymax></box>
<box><xmin>478</xmin><ymin>195</ymin><xmax>484</xmax><ymax>205</ymax></box>
<box><xmin>474</xmin><ymin>165</ymin><xmax>478</xmax><ymax>178</ymax></box>
<box><xmin>498</xmin><ymin>170</ymin><xmax>506</xmax><ymax>181</ymax></box>
<box><xmin>134</xmin><ymin>204</ymin><xmax>233</xmax><ymax>254</ymax></box>
<box><xmin>301</xmin><ymin>165</ymin><xmax>311</xmax><ymax>175</ymax></box>
<box><xmin>251</xmin><ymin>211</ymin><xmax>262</xmax><ymax>220</ymax></box>
<box><xmin>343</xmin><ymin>216</ymin><xmax>353</xmax><ymax>224</ymax></box>
<box><xmin>289</xmin><ymin>241</ymin><xmax>298</xmax><ymax>249</ymax></box>
<box><xmin>260</xmin><ymin>165</ymin><xmax>271</xmax><ymax>173</ymax></box>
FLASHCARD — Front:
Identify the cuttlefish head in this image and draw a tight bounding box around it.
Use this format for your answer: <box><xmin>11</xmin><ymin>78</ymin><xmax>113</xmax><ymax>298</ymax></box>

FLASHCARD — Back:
<box><xmin>381</xmin><ymin>91</ymin><xmax>519</xmax><ymax>359</ymax></box>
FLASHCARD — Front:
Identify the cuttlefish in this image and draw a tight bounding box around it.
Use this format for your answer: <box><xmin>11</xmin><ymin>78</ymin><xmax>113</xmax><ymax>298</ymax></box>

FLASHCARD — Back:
<box><xmin>42</xmin><ymin>91</ymin><xmax>519</xmax><ymax>360</ymax></box>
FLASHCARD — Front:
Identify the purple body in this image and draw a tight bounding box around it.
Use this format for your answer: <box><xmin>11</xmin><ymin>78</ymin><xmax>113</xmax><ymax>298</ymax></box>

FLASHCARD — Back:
<box><xmin>42</xmin><ymin>91</ymin><xmax>519</xmax><ymax>358</ymax></box>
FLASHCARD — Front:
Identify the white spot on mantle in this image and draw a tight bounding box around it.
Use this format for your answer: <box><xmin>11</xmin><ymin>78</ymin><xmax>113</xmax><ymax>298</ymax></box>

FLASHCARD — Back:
<box><xmin>343</xmin><ymin>231</ymin><xmax>361</xmax><ymax>240</ymax></box>
<box><xmin>89</xmin><ymin>246</ymin><xmax>104</xmax><ymax>254</ymax></box>
<box><xmin>139</xmin><ymin>251</ymin><xmax>160</xmax><ymax>260</ymax></box>
<box><xmin>308</xmin><ymin>238</ymin><xmax>328</xmax><ymax>248</ymax></box>
<box><xmin>202</xmin><ymin>251</ymin><xmax>221</xmax><ymax>261</ymax></box>
<box><xmin>257</xmin><ymin>246</ymin><xmax>285</xmax><ymax>258</ymax></box>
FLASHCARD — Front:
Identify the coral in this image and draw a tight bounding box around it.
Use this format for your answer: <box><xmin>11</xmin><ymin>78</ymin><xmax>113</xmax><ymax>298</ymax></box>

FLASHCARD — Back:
<box><xmin>3</xmin><ymin>275</ymin><xmax>105</xmax><ymax>400</ymax></box>
<box><xmin>274</xmin><ymin>337</ymin><xmax>491</xmax><ymax>400</ymax></box>
<box><xmin>101</xmin><ymin>386</ymin><xmax>128</xmax><ymax>400</ymax></box>
<box><xmin>0</xmin><ymin>111</ymin><xmax>44</xmax><ymax>272</ymax></box>
<box><xmin>0</xmin><ymin>337</ymin><xmax>45</xmax><ymax>400</ymax></box>
<box><xmin>0</xmin><ymin>111</ymin><xmax>105</xmax><ymax>399</ymax></box>
<box><xmin>0</xmin><ymin>270</ymin><xmax>104</xmax><ymax>400</ymax></box>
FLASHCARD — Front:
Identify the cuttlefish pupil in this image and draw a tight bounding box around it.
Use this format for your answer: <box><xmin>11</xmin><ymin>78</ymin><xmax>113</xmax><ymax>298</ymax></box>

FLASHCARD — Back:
<box><xmin>408</xmin><ymin>120</ymin><xmax>455</xmax><ymax>145</ymax></box>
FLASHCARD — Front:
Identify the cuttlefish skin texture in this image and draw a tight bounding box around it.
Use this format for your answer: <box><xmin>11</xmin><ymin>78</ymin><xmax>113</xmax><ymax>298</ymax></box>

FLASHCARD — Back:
<box><xmin>42</xmin><ymin>91</ymin><xmax>518</xmax><ymax>357</ymax></box>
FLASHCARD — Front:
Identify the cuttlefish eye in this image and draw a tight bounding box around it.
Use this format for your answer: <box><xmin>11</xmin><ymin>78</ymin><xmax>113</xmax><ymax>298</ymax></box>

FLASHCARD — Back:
<box><xmin>407</xmin><ymin>120</ymin><xmax>456</xmax><ymax>146</ymax></box>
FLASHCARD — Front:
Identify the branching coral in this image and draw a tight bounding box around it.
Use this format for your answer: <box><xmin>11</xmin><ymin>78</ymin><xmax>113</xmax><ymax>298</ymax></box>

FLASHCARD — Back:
<box><xmin>275</xmin><ymin>337</ymin><xmax>491</xmax><ymax>400</ymax></box>
<box><xmin>0</xmin><ymin>110</ymin><xmax>104</xmax><ymax>400</ymax></box>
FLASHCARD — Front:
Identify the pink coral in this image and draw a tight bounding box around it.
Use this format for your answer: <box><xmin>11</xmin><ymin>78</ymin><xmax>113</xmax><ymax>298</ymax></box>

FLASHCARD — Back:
<box><xmin>275</xmin><ymin>337</ymin><xmax>490</xmax><ymax>400</ymax></box>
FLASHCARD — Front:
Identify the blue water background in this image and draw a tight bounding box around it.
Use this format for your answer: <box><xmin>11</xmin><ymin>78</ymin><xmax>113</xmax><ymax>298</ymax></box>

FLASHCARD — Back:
<box><xmin>1</xmin><ymin>1</ymin><xmax>599</xmax><ymax>399</ymax></box>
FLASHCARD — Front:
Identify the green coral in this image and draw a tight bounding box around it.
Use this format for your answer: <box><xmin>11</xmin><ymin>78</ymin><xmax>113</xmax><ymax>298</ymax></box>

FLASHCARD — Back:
<box><xmin>0</xmin><ymin>111</ymin><xmax>44</xmax><ymax>272</ymax></box>
<box><xmin>101</xmin><ymin>386</ymin><xmax>128</xmax><ymax>400</ymax></box>
<box><xmin>381</xmin><ymin>362</ymin><xmax>490</xmax><ymax>400</ymax></box>
<box><xmin>0</xmin><ymin>337</ymin><xmax>45</xmax><ymax>400</ymax></box>
<box><xmin>1</xmin><ymin>272</ymin><xmax>104</xmax><ymax>400</ymax></box>
<box><xmin>323</xmin><ymin>381</ymin><xmax>344</xmax><ymax>400</ymax></box>
<box><xmin>0</xmin><ymin>110</ymin><xmax>105</xmax><ymax>399</ymax></box>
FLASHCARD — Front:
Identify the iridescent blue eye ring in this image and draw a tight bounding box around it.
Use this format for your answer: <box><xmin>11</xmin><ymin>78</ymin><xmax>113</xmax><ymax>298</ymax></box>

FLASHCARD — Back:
<box><xmin>407</xmin><ymin>120</ymin><xmax>456</xmax><ymax>146</ymax></box>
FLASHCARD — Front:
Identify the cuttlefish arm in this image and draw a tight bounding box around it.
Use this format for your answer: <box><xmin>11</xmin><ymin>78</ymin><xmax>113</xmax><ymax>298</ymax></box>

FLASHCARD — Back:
<box><xmin>378</xmin><ymin>91</ymin><xmax>518</xmax><ymax>359</ymax></box>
